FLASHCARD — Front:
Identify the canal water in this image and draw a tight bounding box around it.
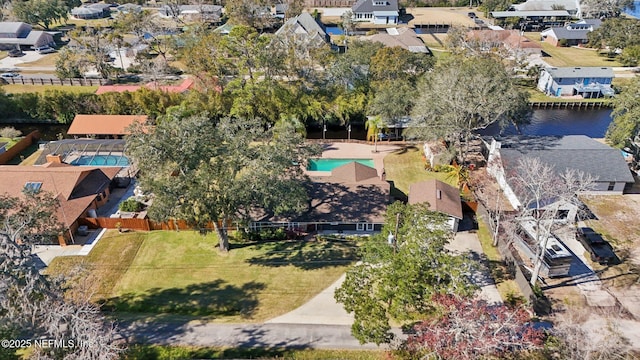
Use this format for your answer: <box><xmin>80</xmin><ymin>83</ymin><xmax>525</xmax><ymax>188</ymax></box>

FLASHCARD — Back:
<box><xmin>4</xmin><ymin>108</ymin><xmax>614</xmax><ymax>141</ymax></box>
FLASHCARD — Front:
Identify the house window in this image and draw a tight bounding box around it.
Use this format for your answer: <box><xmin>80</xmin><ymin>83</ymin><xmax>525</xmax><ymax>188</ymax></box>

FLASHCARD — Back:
<box><xmin>366</xmin><ymin>223</ymin><xmax>374</xmax><ymax>231</ymax></box>
<box><xmin>607</xmin><ymin>182</ymin><xmax>615</xmax><ymax>191</ymax></box>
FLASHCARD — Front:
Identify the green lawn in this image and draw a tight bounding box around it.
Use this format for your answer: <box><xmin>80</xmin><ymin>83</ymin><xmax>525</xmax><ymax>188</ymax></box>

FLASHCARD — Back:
<box><xmin>3</xmin><ymin>84</ymin><xmax>98</xmax><ymax>94</ymax></box>
<box><xmin>525</xmin><ymin>88</ymin><xmax>613</xmax><ymax>103</ymax></box>
<box><xmin>383</xmin><ymin>146</ymin><xmax>457</xmax><ymax>197</ymax></box>
<box><xmin>524</xmin><ymin>33</ymin><xmax>621</xmax><ymax>67</ymax></box>
<box><xmin>0</xmin><ymin>136</ymin><xmax>19</xmax><ymax>149</ymax></box>
<box><xmin>125</xmin><ymin>345</ymin><xmax>388</xmax><ymax>360</ymax></box>
<box><xmin>47</xmin><ymin>231</ymin><xmax>356</xmax><ymax>323</ymax></box>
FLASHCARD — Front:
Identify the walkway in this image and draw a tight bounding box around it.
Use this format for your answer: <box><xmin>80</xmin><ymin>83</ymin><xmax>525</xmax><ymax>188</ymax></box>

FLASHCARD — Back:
<box><xmin>447</xmin><ymin>231</ymin><xmax>503</xmax><ymax>304</ymax></box>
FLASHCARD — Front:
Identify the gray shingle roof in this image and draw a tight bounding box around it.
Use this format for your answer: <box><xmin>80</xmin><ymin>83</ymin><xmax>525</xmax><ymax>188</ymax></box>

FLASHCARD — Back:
<box><xmin>544</xmin><ymin>66</ymin><xmax>614</xmax><ymax>79</ymax></box>
<box><xmin>0</xmin><ymin>22</ymin><xmax>29</xmax><ymax>35</ymax></box>
<box><xmin>352</xmin><ymin>0</ymin><xmax>398</xmax><ymax>13</ymax></box>
<box><xmin>547</xmin><ymin>27</ymin><xmax>590</xmax><ymax>40</ymax></box>
<box><xmin>497</xmin><ymin>135</ymin><xmax>634</xmax><ymax>183</ymax></box>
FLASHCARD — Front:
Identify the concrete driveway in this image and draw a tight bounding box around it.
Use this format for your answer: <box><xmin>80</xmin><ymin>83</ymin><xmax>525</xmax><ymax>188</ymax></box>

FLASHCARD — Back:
<box><xmin>0</xmin><ymin>51</ymin><xmax>51</xmax><ymax>70</ymax></box>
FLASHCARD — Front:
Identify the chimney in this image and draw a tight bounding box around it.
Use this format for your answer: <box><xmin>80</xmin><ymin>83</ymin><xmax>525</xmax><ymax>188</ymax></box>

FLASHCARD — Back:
<box><xmin>46</xmin><ymin>153</ymin><xmax>63</xmax><ymax>163</ymax></box>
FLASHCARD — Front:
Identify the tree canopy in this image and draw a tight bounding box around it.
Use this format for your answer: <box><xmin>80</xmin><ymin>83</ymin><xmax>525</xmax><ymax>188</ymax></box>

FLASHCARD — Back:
<box><xmin>606</xmin><ymin>77</ymin><xmax>640</xmax><ymax>149</ymax></box>
<box><xmin>407</xmin><ymin>55</ymin><xmax>530</xmax><ymax>162</ymax></box>
<box><xmin>126</xmin><ymin>115</ymin><xmax>318</xmax><ymax>252</ymax></box>
<box><xmin>12</xmin><ymin>0</ymin><xmax>71</xmax><ymax>30</ymax></box>
<box><xmin>588</xmin><ymin>18</ymin><xmax>640</xmax><ymax>51</ymax></box>
<box><xmin>335</xmin><ymin>202</ymin><xmax>477</xmax><ymax>345</ymax></box>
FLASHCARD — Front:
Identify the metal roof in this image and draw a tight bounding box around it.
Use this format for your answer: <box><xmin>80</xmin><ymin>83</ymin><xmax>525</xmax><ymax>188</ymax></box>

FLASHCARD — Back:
<box><xmin>544</xmin><ymin>66</ymin><xmax>614</xmax><ymax>79</ymax></box>
<box><xmin>491</xmin><ymin>10</ymin><xmax>570</xmax><ymax>18</ymax></box>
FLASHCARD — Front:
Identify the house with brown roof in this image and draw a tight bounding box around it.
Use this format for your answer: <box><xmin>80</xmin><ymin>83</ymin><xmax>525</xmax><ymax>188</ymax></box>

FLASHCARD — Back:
<box><xmin>466</xmin><ymin>29</ymin><xmax>542</xmax><ymax>57</ymax></box>
<box><xmin>67</xmin><ymin>114</ymin><xmax>148</xmax><ymax>138</ymax></box>
<box><xmin>253</xmin><ymin>161</ymin><xmax>390</xmax><ymax>234</ymax></box>
<box><xmin>363</xmin><ymin>28</ymin><xmax>430</xmax><ymax>53</ymax></box>
<box><xmin>0</xmin><ymin>163</ymin><xmax>122</xmax><ymax>244</ymax></box>
<box><xmin>408</xmin><ymin>179</ymin><xmax>463</xmax><ymax>232</ymax></box>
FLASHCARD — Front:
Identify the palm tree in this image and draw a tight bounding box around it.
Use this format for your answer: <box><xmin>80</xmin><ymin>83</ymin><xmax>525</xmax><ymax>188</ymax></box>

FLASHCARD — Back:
<box><xmin>365</xmin><ymin>116</ymin><xmax>384</xmax><ymax>153</ymax></box>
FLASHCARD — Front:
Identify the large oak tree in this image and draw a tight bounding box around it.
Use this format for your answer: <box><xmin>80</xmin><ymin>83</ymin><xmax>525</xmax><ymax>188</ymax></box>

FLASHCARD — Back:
<box><xmin>335</xmin><ymin>202</ymin><xmax>477</xmax><ymax>345</ymax></box>
<box><xmin>408</xmin><ymin>55</ymin><xmax>530</xmax><ymax>163</ymax></box>
<box><xmin>126</xmin><ymin>115</ymin><xmax>317</xmax><ymax>252</ymax></box>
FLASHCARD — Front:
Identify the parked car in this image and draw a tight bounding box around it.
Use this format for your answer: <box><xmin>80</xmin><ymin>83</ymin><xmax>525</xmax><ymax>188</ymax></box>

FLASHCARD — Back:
<box><xmin>467</xmin><ymin>12</ymin><xmax>477</xmax><ymax>18</ymax></box>
<box><xmin>378</xmin><ymin>132</ymin><xmax>402</xmax><ymax>141</ymax></box>
<box><xmin>1</xmin><ymin>72</ymin><xmax>21</xmax><ymax>78</ymax></box>
<box><xmin>8</xmin><ymin>49</ymin><xmax>24</xmax><ymax>57</ymax></box>
<box><xmin>577</xmin><ymin>227</ymin><xmax>616</xmax><ymax>264</ymax></box>
<box><xmin>34</xmin><ymin>46</ymin><xmax>55</xmax><ymax>54</ymax></box>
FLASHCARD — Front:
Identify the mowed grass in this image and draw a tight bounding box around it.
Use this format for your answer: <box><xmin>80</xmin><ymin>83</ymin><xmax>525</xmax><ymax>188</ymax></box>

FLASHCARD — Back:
<box><xmin>524</xmin><ymin>33</ymin><xmax>621</xmax><ymax>67</ymax></box>
<box><xmin>16</xmin><ymin>53</ymin><xmax>59</xmax><ymax>68</ymax></box>
<box><xmin>383</xmin><ymin>146</ymin><xmax>456</xmax><ymax>196</ymax></box>
<box><xmin>3</xmin><ymin>84</ymin><xmax>98</xmax><ymax>94</ymax></box>
<box><xmin>125</xmin><ymin>345</ymin><xmax>388</xmax><ymax>360</ymax></box>
<box><xmin>48</xmin><ymin>231</ymin><xmax>356</xmax><ymax>322</ymax></box>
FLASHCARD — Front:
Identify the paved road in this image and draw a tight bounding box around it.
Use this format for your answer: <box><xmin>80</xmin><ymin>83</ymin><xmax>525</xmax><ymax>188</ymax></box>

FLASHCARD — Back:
<box><xmin>121</xmin><ymin>321</ymin><xmax>388</xmax><ymax>350</ymax></box>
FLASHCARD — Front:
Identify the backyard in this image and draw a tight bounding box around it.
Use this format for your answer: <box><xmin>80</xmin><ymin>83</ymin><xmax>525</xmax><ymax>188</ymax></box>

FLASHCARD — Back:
<box><xmin>46</xmin><ymin>230</ymin><xmax>357</xmax><ymax>323</ymax></box>
<box><xmin>524</xmin><ymin>33</ymin><xmax>621</xmax><ymax>67</ymax></box>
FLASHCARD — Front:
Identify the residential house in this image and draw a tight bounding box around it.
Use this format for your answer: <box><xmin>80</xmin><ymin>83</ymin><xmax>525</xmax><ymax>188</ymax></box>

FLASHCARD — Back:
<box><xmin>363</xmin><ymin>28</ymin><xmax>430</xmax><ymax>53</ymax></box>
<box><xmin>408</xmin><ymin>179</ymin><xmax>463</xmax><ymax>232</ymax></box>
<box><xmin>486</xmin><ymin>135</ymin><xmax>635</xmax><ymax>216</ymax></box>
<box><xmin>352</xmin><ymin>0</ymin><xmax>399</xmax><ymax>25</ymax></box>
<box><xmin>466</xmin><ymin>29</ymin><xmax>542</xmax><ymax>56</ymax></box>
<box><xmin>511</xmin><ymin>0</ymin><xmax>582</xmax><ymax>17</ymax></box>
<box><xmin>67</xmin><ymin>114</ymin><xmax>148</xmax><ymax>138</ymax></box>
<box><xmin>541</xmin><ymin>19</ymin><xmax>602</xmax><ymax>46</ymax></box>
<box><xmin>252</xmin><ymin>161</ymin><xmax>389</xmax><ymax>233</ymax></box>
<box><xmin>0</xmin><ymin>163</ymin><xmax>122</xmax><ymax>244</ymax></box>
<box><xmin>490</xmin><ymin>10</ymin><xmax>571</xmax><ymax>31</ymax></box>
<box><xmin>71</xmin><ymin>3</ymin><xmax>112</xmax><ymax>19</ymax></box>
<box><xmin>0</xmin><ymin>22</ymin><xmax>55</xmax><ymax>50</ymax></box>
<box><xmin>537</xmin><ymin>66</ymin><xmax>614</xmax><ymax>98</ymax></box>
<box><xmin>159</xmin><ymin>4</ymin><xmax>223</xmax><ymax>23</ymax></box>
<box><xmin>274</xmin><ymin>12</ymin><xmax>329</xmax><ymax>48</ymax></box>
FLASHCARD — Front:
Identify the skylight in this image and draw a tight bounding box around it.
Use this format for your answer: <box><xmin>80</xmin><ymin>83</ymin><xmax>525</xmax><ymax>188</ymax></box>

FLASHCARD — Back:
<box><xmin>24</xmin><ymin>182</ymin><xmax>43</xmax><ymax>192</ymax></box>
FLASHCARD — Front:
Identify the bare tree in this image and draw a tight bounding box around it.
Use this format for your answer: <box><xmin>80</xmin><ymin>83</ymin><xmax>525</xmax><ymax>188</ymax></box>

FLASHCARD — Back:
<box><xmin>550</xmin><ymin>306</ymin><xmax>633</xmax><ymax>359</ymax></box>
<box><xmin>508</xmin><ymin>157</ymin><xmax>595</xmax><ymax>286</ymax></box>
<box><xmin>0</xmin><ymin>193</ymin><xmax>125</xmax><ymax>359</ymax></box>
<box><xmin>471</xmin><ymin>167</ymin><xmax>506</xmax><ymax>247</ymax></box>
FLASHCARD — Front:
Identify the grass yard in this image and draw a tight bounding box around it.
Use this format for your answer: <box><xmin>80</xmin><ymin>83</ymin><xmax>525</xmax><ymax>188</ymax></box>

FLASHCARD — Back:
<box><xmin>383</xmin><ymin>146</ymin><xmax>456</xmax><ymax>197</ymax></box>
<box><xmin>47</xmin><ymin>231</ymin><xmax>356</xmax><ymax>323</ymax></box>
<box><xmin>125</xmin><ymin>345</ymin><xmax>388</xmax><ymax>360</ymax></box>
<box><xmin>15</xmin><ymin>53</ymin><xmax>59</xmax><ymax>68</ymax></box>
<box><xmin>2</xmin><ymin>84</ymin><xmax>98</xmax><ymax>94</ymax></box>
<box><xmin>524</xmin><ymin>33</ymin><xmax>621</xmax><ymax>67</ymax></box>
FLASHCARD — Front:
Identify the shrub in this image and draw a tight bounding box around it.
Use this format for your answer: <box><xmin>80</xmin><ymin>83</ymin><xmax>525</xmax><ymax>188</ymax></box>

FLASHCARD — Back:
<box><xmin>0</xmin><ymin>126</ymin><xmax>21</xmax><ymax>138</ymax></box>
<box><xmin>558</xmin><ymin>38</ymin><xmax>568</xmax><ymax>47</ymax></box>
<box><xmin>119</xmin><ymin>198</ymin><xmax>143</xmax><ymax>212</ymax></box>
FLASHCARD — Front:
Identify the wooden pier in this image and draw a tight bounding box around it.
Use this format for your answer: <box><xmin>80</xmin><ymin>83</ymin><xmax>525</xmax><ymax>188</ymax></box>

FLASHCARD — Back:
<box><xmin>529</xmin><ymin>101</ymin><xmax>612</xmax><ymax>109</ymax></box>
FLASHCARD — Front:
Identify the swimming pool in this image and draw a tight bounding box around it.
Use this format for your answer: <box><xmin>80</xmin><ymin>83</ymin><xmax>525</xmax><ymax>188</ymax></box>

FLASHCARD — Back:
<box><xmin>307</xmin><ymin>158</ymin><xmax>374</xmax><ymax>171</ymax></box>
<box><xmin>70</xmin><ymin>155</ymin><xmax>130</xmax><ymax>166</ymax></box>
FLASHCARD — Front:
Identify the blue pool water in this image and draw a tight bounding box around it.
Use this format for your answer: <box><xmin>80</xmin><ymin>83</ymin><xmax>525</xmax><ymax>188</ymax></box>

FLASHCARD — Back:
<box><xmin>70</xmin><ymin>155</ymin><xmax>130</xmax><ymax>166</ymax></box>
<box><xmin>308</xmin><ymin>158</ymin><xmax>374</xmax><ymax>171</ymax></box>
<box><xmin>325</xmin><ymin>26</ymin><xmax>344</xmax><ymax>35</ymax></box>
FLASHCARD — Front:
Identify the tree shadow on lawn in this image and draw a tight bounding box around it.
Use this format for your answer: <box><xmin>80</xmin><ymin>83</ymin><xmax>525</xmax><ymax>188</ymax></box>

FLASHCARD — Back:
<box><xmin>102</xmin><ymin>280</ymin><xmax>265</xmax><ymax>319</ymax></box>
<box><xmin>246</xmin><ymin>240</ymin><xmax>359</xmax><ymax>270</ymax></box>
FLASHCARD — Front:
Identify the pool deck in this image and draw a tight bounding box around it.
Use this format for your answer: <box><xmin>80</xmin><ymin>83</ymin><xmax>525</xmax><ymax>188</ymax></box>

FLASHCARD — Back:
<box><xmin>306</xmin><ymin>142</ymin><xmax>404</xmax><ymax>177</ymax></box>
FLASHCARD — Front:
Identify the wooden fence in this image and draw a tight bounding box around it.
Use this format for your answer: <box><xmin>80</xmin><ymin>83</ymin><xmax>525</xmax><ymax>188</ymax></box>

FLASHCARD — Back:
<box><xmin>78</xmin><ymin>217</ymin><xmax>233</xmax><ymax>232</ymax></box>
<box><xmin>4</xmin><ymin>77</ymin><xmax>110</xmax><ymax>86</ymax></box>
<box><xmin>0</xmin><ymin>130</ymin><xmax>39</xmax><ymax>164</ymax></box>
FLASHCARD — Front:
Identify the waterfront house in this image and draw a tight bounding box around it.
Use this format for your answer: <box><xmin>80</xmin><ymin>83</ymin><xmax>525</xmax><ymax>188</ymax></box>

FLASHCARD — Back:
<box><xmin>0</xmin><ymin>163</ymin><xmax>121</xmax><ymax>244</ymax></box>
<box><xmin>352</xmin><ymin>0</ymin><xmax>399</xmax><ymax>25</ymax></box>
<box><xmin>466</xmin><ymin>29</ymin><xmax>542</xmax><ymax>56</ymax></box>
<box><xmin>274</xmin><ymin>12</ymin><xmax>329</xmax><ymax>50</ymax></box>
<box><xmin>511</xmin><ymin>0</ymin><xmax>582</xmax><ymax>17</ymax></box>
<box><xmin>537</xmin><ymin>67</ymin><xmax>614</xmax><ymax>98</ymax></box>
<box><xmin>68</xmin><ymin>114</ymin><xmax>148</xmax><ymax>139</ymax></box>
<box><xmin>485</xmin><ymin>135</ymin><xmax>635</xmax><ymax>217</ymax></box>
<box><xmin>490</xmin><ymin>10</ymin><xmax>571</xmax><ymax>31</ymax></box>
<box><xmin>71</xmin><ymin>3</ymin><xmax>112</xmax><ymax>19</ymax></box>
<box><xmin>252</xmin><ymin>161</ymin><xmax>389</xmax><ymax>234</ymax></box>
<box><xmin>408</xmin><ymin>179</ymin><xmax>463</xmax><ymax>232</ymax></box>
<box><xmin>363</xmin><ymin>28</ymin><xmax>430</xmax><ymax>53</ymax></box>
<box><xmin>0</xmin><ymin>22</ymin><xmax>55</xmax><ymax>50</ymax></box>
<box><xmin>540</xmin><ymin>19</ymin><xmax>602</xmax><ymax>47</ymax></box>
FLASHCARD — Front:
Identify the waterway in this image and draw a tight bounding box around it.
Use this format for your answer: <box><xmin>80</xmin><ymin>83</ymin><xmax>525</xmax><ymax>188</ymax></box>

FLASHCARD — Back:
<box><xmin>624</xmin><ymin>1</ymin><xmax>640</xmax><ymax>18</ymax></box>
<box><xmin>4</xmin><ymin>108</ymin><xmax>614</xmax><ymax>141</ymax></box>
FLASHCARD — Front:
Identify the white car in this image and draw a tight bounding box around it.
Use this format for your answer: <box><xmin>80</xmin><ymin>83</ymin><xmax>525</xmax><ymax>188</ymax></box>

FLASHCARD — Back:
<box><xmin>1</xmin><ymin>72</ymin><xmax>20</xmax><ymax>78</ymax></box>
<box><xmin>35</xmin><ymin>46</ymin><xmax>55</xmax><ymax>54</ymax></box>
